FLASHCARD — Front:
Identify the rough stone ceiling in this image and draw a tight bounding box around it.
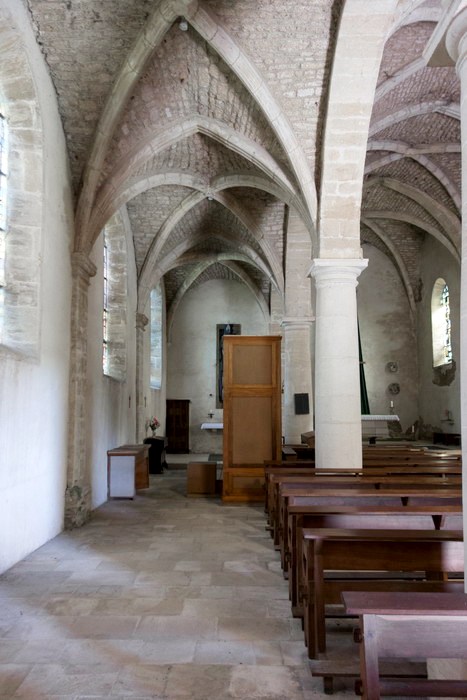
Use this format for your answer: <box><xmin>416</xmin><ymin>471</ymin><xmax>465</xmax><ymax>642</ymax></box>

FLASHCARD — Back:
<box><xmin>25</xmin><ymin>0</ymin><xmax>460</xmax><ymax>312</ymax></box>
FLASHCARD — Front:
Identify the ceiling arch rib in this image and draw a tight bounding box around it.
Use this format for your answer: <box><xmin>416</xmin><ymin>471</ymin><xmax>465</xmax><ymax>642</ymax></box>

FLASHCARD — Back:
<box><xmin>138</xmin><ymin>190</ymin><xmax>283</xmax><ymax>312</ymax></box>
<box><xmin>166</xmin><ymin>258</ymin><xmax>269</xmax><ymax>339</ymax></box>
<box><xmin>364</xmin><ymin>209</ymin><xmax>460</xmax><ymax>262</ymax></box>
<box><xmin>365</xmin><ymin>176</ymin><xmax>460</xmax><ymax>250</ymax></box>
<box><xmin>151</xmin><ymin>234</ymin><xmax>277</xmax><ymax>294</ymax></box>
<box><xmin>87</xmin><ymin>116</ymin><xmax>300</xmax><ymax>250</ymax></box>
<box><xmin>361</xmin><ymin>216</ymin><xmax>416</xmax><ymax>315</ymax></box>
<box><xmin>76</xmin><ymin>0</ymin><xmax>316</xmax><ymax>251</ymax></box>
<box><xmin>364</xmin><ymin>147</ymin><xmax>461</xmax><ymax>211</ymax></box>
<box><xmin>89</xmin><ymin>168</ymin><xmax>309</xmax><ymax>248</ymax></box>
<box><xmin>375</xmin><ymin>56</ymin><xmax>427</xmax><ymax>102</ymax></box>
<box><xmin>369</xmin><ymin>101</ymin><xmax>459</xmax><ymax>137</ymax></box>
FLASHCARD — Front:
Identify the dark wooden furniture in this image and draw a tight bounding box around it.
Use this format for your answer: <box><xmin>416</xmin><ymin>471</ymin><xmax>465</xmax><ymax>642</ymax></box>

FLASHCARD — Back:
<box><xmin>107</xmin><ymin>443</ymin><xmax>150</xmax><ymax>498</ymax></box>
<box><xmin>343</xmin><ymin>591</ymin><xmax>467</xmax><ymax>699</ymax></box>
<box><xmin>187</xmin><ymin>462</ymin><xmax>217</xmax><ymax>496</ymax></box>
<box><xmin>166</xmin><ymin>399</ymin><xmax>190</xmax><ymax>453</ymax></box>
<box><xmin>143</xmin><ymin>436</ymin><xmax>167</xmax><ymax>473</ymax></box>
<box><xmin>222</xmin><ymin>335</ymin><xmax>282</xmax><ymax>502</ymax></box>
<box><xmin>301</xmin><ymin>528</ymin><xmax>464</xmax><ymax>659</ymax></box>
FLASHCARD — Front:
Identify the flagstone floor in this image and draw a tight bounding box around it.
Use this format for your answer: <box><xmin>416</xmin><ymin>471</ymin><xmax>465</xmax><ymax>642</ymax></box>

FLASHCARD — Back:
<box><xmin>0</xmin><ymin>469</ymin><xmax>356</xmax><ymax>699</ymax></box>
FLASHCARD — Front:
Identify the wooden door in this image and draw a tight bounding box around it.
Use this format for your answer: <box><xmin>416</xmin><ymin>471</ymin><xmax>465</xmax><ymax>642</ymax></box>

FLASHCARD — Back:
<box><xmin>166</xmin><ymin>399</ymin><xmax>190</xmax><ymax>453</ymax></box>
<box><xmin>222</xmin><ymin>335</ymin><xmax>282</xmax><ymax>502</ymax></box>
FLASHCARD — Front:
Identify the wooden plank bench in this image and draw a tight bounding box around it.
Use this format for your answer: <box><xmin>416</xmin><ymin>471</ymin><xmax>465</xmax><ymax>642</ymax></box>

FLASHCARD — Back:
<box><xmin>286</xmin><ymin>503</ymin><xmax>463</xmax><ymax>616</ymax></box>
<box><xmin>275</xmin><ymin>483</ymin><xmax>462</xmax><ymax>558</ymax></box>
<box><xmin>300</xmin><ymin>528</ymin><xmax>464</xmax><ymax>659</ymax></box>
<box><xmin>343</xmin><ymin>590</ymin><xmax>467</xmax><ymax>698</ymax></box>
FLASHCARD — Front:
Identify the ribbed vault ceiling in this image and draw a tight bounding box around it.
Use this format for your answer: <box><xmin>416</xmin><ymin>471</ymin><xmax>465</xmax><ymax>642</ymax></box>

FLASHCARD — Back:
<box><xmin>26</xmin><ymin>0</ymin><xmax>460</xmax><ymax>315</ymax></box>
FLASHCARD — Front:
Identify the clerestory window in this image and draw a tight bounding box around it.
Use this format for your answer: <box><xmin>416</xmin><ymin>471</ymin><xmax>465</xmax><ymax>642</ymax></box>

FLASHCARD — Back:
<box><xmin>150</xmin><ymin>285</ymin><xmax>163</xmax><ymax>389</ymax></box>
<box><xmin>0</xmin><ymin>112</ymin><xmax>8</xmax><ymax>340</ymax></box>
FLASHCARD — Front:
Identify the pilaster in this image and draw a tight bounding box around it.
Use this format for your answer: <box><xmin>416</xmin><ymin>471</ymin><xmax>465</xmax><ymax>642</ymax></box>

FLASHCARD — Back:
<box><xmin>65</xmin><ymin>252</ymin><xmax>97</xmax><ymax>529</ymax></box>
<box><xmin>281</xmin><ymin>317</ymin><xmax>314</xmax><ymax>444</ymax></box>
<box><xmin>135</xmin><ymin>312</ymin><xmax>149</xmax><ymax>442</ymax></box>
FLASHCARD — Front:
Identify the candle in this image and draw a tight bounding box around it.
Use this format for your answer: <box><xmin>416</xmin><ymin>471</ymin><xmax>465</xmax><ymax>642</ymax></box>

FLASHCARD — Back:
<box><xmin>390</xmin><ymin>401</ymin><xmax>394</xmax><ymax>408</ymax></box>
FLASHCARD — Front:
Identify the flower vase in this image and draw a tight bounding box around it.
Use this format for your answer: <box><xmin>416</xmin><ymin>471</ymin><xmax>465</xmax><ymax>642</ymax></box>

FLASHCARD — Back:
<box><xmin>151</xmin><ymin>429</ymin><xmax>157</xmax><ymax>438</ymax></box>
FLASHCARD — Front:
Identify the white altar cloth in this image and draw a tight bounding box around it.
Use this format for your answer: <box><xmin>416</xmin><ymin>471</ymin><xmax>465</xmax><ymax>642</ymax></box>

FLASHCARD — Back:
<box><xmin>201</xmin><ymin>422</ymin><xmax>224</xmax><ymax>430</ymax></box>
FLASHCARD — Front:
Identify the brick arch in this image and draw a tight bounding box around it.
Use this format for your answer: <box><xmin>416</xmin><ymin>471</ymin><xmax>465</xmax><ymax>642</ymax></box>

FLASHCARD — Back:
<box><xmin>369</xmin><ymin>101</ymin><xmax>459</xmax><ymax>137</ymax></box>
<box><xmin>361</xmin><ymin>216</ymin><xmax>416</xmax><ymax>315</ymax></box>
<box><xmin>75</xmin><ymin>0</ymin><xmax>316</xmax><ymax>251</ymax></box>
<box><xmin>137</xmin><ymin>186</ymin><xmax>284</xmax><ymax>311</ymax></box>
<box><xmin>366</xmin><ymin>140</ymin><xmax>461</xmax><ymax>206</ymax></box>
<box><xmin>365</xmin><ymin>176</ymin><xmax>461</xmax><ymax>252</ymax></box>
<box><xmin>86</xmin><ymin>116</ymin><xmax>299</xmax><ymax>252</ymax></box>
<box><xmin>0</xmin><ymin>5</ymin><xmax>43</xmax><ymax>358</ymax></box>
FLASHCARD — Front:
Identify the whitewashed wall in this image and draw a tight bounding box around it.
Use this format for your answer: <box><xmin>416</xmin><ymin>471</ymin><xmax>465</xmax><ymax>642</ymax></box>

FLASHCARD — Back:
<box><xmin>358</xmin><ymin>244</ymin><xmax>418</xmax><ymax>433</ymax></box>
<box><xmin>0</xmin><ymin>0</ymin><xmax>74</xmax><ymax>573</ymax></box>
<box><xmin>167</xmin><ymin>278</ymin><xmax>269</xmax><ymax>454</ymax></box>
<box><xmin>86</xmin><ymin>227</ymin><xmax>138</xmax><ymax>508</ymax></box>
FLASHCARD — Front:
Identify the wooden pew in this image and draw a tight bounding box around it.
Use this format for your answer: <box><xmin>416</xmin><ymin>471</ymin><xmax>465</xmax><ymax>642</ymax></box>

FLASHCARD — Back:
<box><xmin>286</xmin><ymin>503</ymin><xmax>463</xmax><ymax>616</ymax></box>
<box><xmin>301</xmin><ymin>528</ymin><xmax>464</xmax><ymax>660</ymax></box>
<box><xmin>275</xmin><ymin>482</ymin><xmax>461</xmax><ymax>556</ymax></box>
<box><xmin>265</xmin><ymin>462</ymin><xmax>461</xmax><ymax>527</ymax></box>
<box><xmin>342</xmin><ymin>590</ymin><xmax>467</xmax><ymax>699</ymax></box>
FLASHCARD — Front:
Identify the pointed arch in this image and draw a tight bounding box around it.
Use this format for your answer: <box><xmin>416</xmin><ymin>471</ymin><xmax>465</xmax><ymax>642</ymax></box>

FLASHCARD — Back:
<box><xmin>75</xmin><ymin>0</ymin><xmax>316</xmax><ymax>249</ymax></box>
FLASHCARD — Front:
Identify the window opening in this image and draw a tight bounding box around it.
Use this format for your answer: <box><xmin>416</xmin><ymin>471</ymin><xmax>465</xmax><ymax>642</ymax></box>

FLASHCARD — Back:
<box><xmin>150</xmin><ymin>285</ymin><xmax>163</xmax><ymax>389</ymax></box>
<box><xmin>102</xmin><ymin>233</ymin><xmax>109</xmax><ymax>374</ymax></box>
<box><xmin>0</xmin><ymin>112</ymin><xmax>8</xmax><ymax>339</ymax></box>
<box><xmin>441</xmin><ymin>283</ymin><xmax>452</xmax><ymax>364</ymax></box>
<box><xmin>431</xmin><ymin>278</ymin><xmax>453</xmax><ymax>367</ymax></box>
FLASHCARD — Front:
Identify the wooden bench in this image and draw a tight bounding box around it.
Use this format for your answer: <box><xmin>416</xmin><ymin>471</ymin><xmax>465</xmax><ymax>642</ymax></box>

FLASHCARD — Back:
<box><xmin>343</xmin><ymin>590</ymin><xmax>467</xmax><ymax>698</ymax></box>
<box><xmin>286</xmin><ymin>503</ymin><xmax>462</xmax><ymax>616</ymax></box>
<box><xmin>275</xmin><ymin>483</ymin><xmax>461</xmax><ymax>558</ymax></box>
<box><xmin>300</xmin><ymin>527</ymin><xmax>464</xmax><ymax>659</ymax></box>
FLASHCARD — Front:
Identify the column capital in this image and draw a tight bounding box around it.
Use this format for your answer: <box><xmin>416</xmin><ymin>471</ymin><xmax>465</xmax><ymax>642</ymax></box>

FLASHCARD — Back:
<box><xmin>71</xmin><ymin>252</ymin><xmax>97</xmax><ymax>284</ymax></box>
<box><xmin>308</xmin><ymin>258</ymin><xmax>368</xmax><ymax>287</ymax></box>
<box><xmin>136</xmin><ymin>312</ymin><xmax>149</xmax><ymax>331</ymax></box>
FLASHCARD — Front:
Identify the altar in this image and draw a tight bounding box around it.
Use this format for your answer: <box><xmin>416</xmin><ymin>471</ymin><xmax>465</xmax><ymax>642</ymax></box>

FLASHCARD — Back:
<box><xmin>200</xmin><ymin>422</ymin><xmax>223</xmax><ymax>431</ymax></box>
<box><xmin>362</xmin><ymin>414</ymin><xmax>400</xmax><ymax>440</ymax></box>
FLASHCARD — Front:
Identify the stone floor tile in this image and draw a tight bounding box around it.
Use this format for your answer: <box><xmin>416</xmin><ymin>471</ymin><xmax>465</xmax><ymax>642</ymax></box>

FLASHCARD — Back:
<box><xmin>0</xmin><ymin>472</ymin><xmax>356</xmax><ymax>699</ymax></box>
<box><xmin>193</xmin><ymin>640</ymin><xmax>256</xmax><ymax>665</ymax></box>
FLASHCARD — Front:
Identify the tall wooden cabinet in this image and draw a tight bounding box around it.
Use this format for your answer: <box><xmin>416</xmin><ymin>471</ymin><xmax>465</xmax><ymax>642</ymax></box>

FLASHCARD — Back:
<box><xmin>166</xmin><ymin>399</ymin><xmax>190</xmax><ymax>453</ymax></box>
<box><xmin>222</xmin><ymin>335</ymin><xmax>282</xmax><ymax>502</ymax></box>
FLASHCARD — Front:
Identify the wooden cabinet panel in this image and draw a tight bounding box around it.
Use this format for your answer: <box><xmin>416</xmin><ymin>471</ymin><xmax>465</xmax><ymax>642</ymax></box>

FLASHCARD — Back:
<box><xmin>223</xmin><ymin>335</ymin><xmax>281</xmax><ymax>502</ymax></box>
<box><xmin>166</xmin><ymin>399</ymin><xmax>190</xmax><ymax>453</ymax></box>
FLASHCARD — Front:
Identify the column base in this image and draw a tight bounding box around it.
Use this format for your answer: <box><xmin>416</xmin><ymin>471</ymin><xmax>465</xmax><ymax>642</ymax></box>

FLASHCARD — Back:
<box><xmin>64</xmin><ymin>483</ymin><xmax>92</xmax><ymax>529</ymax></box>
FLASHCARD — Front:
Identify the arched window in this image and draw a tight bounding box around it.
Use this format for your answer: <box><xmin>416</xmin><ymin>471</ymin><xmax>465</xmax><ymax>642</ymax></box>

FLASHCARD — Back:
<box><xmin>101</xmin><ymin>211</ymin><xmax>128</xmax><ymax>380</ymax></box>
<box><xmin>150</xmin><ymin>285</ymin><xmax>163</xmax><ymax>389</ymax></box>
<box><xmin>431</xmin><ymin>277</ymin><xmax>453</xmax><ymax>367</ymax></box>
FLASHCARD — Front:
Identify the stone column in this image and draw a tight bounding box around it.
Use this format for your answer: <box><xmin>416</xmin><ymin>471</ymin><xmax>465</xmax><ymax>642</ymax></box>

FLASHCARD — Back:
<box><xmin>281</xmin><ymin>318</ymin><xmax>314</xmax><ymax>444</ymax></box>
<box><xmin>65</xmin><ymin>252</ymin><xmax>97</xmax><ymax>529</ymax></box>
<box><xmin>135</xmin><ymin>312</ymin><xmax>149</xmax><ymax>442</ymax></box>
<box><xmin>309</xmin><ymin>258</ymin><xmax>368</xmax><ymax>470</ymax></box>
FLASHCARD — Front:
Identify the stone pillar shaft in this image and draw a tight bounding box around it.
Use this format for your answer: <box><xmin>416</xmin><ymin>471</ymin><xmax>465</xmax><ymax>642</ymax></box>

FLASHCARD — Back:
<box><xmin>65</xmin><ymin>252</ymin><xmax>97</xmax><ymax>528</ymax></box>
<box><xmin>282</xmin><ymin>319</ymin><xmax>314</xmax><ymax>444</ymax></box>
<box><xmin>135</xmin><ymin>312</ymin><xmax>149</xmax><ymax>442</ymax></box>
<box><xmin>309</xmin><ymin>259</ymin><xmax>368</xmax><ymax>470</ymax></box>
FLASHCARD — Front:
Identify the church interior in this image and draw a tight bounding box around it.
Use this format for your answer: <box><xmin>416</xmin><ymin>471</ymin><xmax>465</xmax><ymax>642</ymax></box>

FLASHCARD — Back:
<box><xmin>1</xmin><ymin>0</ymin><xmax>467</xmax><ymax>696</ymax></box>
